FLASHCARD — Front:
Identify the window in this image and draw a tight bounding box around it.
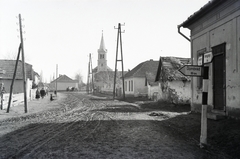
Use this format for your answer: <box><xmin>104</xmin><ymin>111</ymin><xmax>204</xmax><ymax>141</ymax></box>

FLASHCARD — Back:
<box><xmin>131</xmin><ymin>80</ymin><xmax>133</xmax><ymax>91</ymax></box>
<box><xmin>129</xmin><ymin>81</ymin><xmax>131</xmax><ymax>91</ymax></box>
<box><xmin>125</xmin><ymin>81</ymin><xmax>127</xmax><ymax>91</ymax></box>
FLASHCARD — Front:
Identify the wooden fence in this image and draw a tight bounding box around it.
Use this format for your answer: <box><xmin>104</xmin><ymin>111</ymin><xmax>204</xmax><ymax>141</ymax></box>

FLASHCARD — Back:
<box><xmin>1</xmin><ymin>88</ymin><xmax>37</xmax><ymax>110</ymax></box>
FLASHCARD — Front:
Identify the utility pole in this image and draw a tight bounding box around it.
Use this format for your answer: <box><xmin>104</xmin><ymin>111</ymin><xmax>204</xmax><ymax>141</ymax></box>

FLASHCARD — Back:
<box><xmin>87</xmin><ymin>53</ymin><xmax>94</xmax><ymax>94</ymax></box>
<box><xmin>19</xmin><ymin>14</ymin><xmax>28</xmax><ymax>113</ymax></box>
<box><xmin>113</xmin><ymin>23</ymin><xmax>125</xmax><ymax>100</ymax></box>
<box><xmin>55</xmin><ymin>64</ymin><xmax>58</xmax><ymax>96</ymax></box>
<box><xmin>6</xmin><ymin>44</ymin><xmax>21</xmax><ymax>113</ymax></box>
<box><xmin>90</xmin><ymin>54</ymin><xmax>94</xmax><ymax>94</ymax></box>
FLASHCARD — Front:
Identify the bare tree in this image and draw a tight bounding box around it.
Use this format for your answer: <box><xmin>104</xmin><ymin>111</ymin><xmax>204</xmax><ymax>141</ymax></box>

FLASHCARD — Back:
<box><xmin>74</xmin><ymin>71</ymin><xmax>83</xmax><ymax>90</ymax></box>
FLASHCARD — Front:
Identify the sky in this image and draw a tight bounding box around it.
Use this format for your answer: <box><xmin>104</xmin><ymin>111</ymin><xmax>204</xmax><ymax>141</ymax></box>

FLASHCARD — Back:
<box><xmin>0</xmin><ymin>0</ymin><xmax>210</xmax><ymax>83</ymax></box>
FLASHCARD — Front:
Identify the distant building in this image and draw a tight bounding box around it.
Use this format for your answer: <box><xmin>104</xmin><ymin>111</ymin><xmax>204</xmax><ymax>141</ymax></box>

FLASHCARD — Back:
<box><xmin>49</xmin><ymin>74</ymin><xmax>78</xmax><ymax>91</ymax></box>
<box><xmin>124</xmin><ymin>59</ymin><xmax>159</xmax><ymax>97</ymax></box>
<box><xmin>92</xmin><ymin>32</ymin><xmax>123</xmax><ymax>94</ymax></box>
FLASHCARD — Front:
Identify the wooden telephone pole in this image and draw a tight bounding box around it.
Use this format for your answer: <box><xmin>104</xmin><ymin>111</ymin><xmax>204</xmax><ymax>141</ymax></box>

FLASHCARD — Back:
<box><xmin>113</xmin><ymin>23</ymin><xmax>125</xmax><ymax>100</ymax></box>
<box><xmin>87</xmin><ymin>53</ymin><xmax>94</xmax><ymax>94</ymax></box>
<box><xmin>7</xmin><ymin>14</ymin><xmax>28</xmax><ymax>113</ymax></box>
<box><xmin>55</xmin><ymin>64</ymin><xmax>58</xmax><ymax>96</ymax></box>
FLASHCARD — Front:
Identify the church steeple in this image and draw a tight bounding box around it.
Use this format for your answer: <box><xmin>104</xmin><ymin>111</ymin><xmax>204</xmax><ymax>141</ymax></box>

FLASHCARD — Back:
<box><xmin>97</xmin><ymin>31</ymin><xmax>108</xmax><ymax>72</ymax></box>
<box><xmin>99</xmin><ymin>31</ymin><xmax>107</xmax><ymax>52</ymax></box>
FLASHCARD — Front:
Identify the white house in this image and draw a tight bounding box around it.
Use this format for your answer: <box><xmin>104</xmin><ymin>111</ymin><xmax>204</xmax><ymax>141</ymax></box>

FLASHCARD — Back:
<box><xmin>124</xmin><ymin>59</ymin><xmax>159</xmax><ymax>97</ymax></box>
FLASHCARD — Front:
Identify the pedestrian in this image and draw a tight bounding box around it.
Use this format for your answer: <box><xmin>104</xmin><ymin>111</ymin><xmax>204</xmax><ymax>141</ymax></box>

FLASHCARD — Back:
<box><xmin>50</xmin><ymin>94</ymin><xmax>54</xmax><ymax>101</ymax></box>
<box><xmin>40</xmin><ymin>88</ymin><xmax>46</xmax><ymax>99</ymax></box>
<box><xmin>36</xmin><ymin>89</ymin><xmax>40</xmax><ymax>99</ymax></box>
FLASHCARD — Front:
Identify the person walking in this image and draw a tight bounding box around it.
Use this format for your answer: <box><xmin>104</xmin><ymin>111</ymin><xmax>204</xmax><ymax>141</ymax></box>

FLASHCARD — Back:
<box><xmin>40</xmin><ymin>88</ymin><xmax>46</xmax><ymax>99</ymax></box>
<box><xmin>35</xmin><ymin>89</ymin><xmax>40</xmax><ymax>99</ymax></box>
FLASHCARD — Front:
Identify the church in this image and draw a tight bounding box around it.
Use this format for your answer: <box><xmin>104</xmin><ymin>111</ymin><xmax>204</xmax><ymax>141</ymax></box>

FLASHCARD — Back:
<box><xmin>93</xmin><ymin>32</ymin><xmax>112</xmax><ymax>73</ymax></box>
<box><xmin>93</xmin><ymin>32</ymin><xmax>123</xmax><ymax>94</ymax></box>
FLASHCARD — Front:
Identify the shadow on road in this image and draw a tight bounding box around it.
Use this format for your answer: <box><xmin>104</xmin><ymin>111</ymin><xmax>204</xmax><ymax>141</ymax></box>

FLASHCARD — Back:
<box><xmin>0</xmin><ymin>112</ymin><xmax>239</xmax><ymax>159</ymax></box>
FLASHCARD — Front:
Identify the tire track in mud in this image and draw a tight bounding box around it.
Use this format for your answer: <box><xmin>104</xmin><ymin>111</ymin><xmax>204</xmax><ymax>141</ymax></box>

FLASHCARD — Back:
<box><xmin>3</xmin><ymin>93</ymin><xmax>91</xmax><ymax>159</ymax></box>
<box><xmin>1</xmin><ymin>93</ymin><xmax>120</xmax><ymax>158</ymax></box>
<box><xmin>25</xmin><ymin>95</ymin><xmax>118</xmax><ymax>158</ymax></box>
<box><xmin>9</xmin><ymin>93</ymin><xmax>115</xmax><ymax>159</ymax></box>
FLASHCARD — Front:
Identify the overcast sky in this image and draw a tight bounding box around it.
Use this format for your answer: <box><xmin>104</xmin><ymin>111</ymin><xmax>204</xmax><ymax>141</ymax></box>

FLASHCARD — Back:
<box><xmin>0</xmin><ymin>0</ymin><xmax>209</xmax><ymax>83</ymax></box>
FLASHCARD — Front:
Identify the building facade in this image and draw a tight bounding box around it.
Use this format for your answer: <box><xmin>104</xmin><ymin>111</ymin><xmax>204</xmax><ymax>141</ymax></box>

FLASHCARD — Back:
<box><xmin>124</xmin><ymin>59</ymin><xmax>159</xmax><ymax>97</ymax></box>
<box><xmin>155</xmin><ymin>57</ymin><xmax>191</xmax><ymax>104</ymax></box>
<box><xmin>178</xmin><ymin>0</ymin><xmax>240</xmax><ymax>118</ymax></box>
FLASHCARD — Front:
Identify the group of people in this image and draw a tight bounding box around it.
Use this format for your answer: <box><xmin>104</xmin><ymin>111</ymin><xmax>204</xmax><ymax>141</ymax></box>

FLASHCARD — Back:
<box><xmin>35</xmin><ymin>88</ymin><xmax>48</xmax><ymax>99</ymax></box>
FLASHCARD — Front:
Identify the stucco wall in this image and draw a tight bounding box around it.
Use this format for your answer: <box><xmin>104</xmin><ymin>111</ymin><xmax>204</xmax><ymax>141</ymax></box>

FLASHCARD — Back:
<box><xmin>189</xmin><ymin>0</ymin><xmax>240</xmax><ymax>117</ymax></box>
<box><xmin>158</xmin><ymin>80</ymin><xmax>191</xmax><ymax>104</ymax></box>
<box><xmin>168</xmin><ymin>81</ymin><xmax>191</xmax><ymax>103</ymax></box>
<box><xmin>133</xmin><ymin>77</ymin><xmax>147</xmax><ymax>97</ymax></box>
<box><xmin>147</xmin><ymin>85</ymin><xmax>159</xmax><ymax>100</ymax></box>
<box><xmin>124</xmin><ymin>77</ymin><xmax>147</xmax><ymax>97</ymax></box>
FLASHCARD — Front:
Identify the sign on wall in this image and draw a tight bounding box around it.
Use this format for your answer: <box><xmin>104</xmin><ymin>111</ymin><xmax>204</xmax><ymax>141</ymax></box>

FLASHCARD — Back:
<box><xmin>178</xmin><ymin>65</ymin><xmax>203</xmax><ymax>77</ymax></box>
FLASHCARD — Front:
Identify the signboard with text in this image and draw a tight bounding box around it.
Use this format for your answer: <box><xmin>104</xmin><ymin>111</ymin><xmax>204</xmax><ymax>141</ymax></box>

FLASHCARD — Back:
<box><xmin>178</xmin><ymin>65</ymin><xmax>203</xmax><ymax>77</ymax></box>
<box><xmin>198</xmin><ymin>52</ymin><xmax>213</xmax><ymax>65</ymax></box>
<box><xmin>203</xmin><ymin>52</ymin><xmax>213</xmax><ymax>63</ymax></box>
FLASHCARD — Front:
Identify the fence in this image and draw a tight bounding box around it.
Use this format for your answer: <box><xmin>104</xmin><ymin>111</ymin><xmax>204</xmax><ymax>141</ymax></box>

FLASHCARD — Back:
<box><xmin>0</xmin><ymin>88</ymin><xmax>37</xmax><ymax>110</ymax></box>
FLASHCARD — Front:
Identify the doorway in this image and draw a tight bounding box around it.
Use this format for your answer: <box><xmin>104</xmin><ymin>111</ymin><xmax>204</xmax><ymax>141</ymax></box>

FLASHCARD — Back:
<box><xmin>212</xmin><ymin>43</ymin><xmax>226</xmax><ymax>110</ymax></box>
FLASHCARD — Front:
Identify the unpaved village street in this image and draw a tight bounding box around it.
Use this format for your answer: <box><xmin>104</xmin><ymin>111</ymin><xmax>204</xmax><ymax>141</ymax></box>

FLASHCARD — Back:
<box><xmin>0</xmin><ymin>92</ymin><xmax>233</xmax><ymax>159</ymax></box>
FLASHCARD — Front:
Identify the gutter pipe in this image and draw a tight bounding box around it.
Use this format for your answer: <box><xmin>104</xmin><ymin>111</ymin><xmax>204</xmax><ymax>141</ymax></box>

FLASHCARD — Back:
<box><xmin>177</xmin><ymin>25</ymin><xmax>190</xmax><ymax>42</ymax></box>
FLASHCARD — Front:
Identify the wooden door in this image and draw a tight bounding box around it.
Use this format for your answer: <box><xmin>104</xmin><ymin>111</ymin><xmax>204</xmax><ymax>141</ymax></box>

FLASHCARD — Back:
<box><xmin>212</xmin><ymin>43</ymin><xmax>226</xmax><ymax>110</ymax></box>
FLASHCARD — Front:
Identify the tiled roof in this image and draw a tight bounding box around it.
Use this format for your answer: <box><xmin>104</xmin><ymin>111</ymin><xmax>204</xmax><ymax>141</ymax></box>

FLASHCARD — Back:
<box><xmin>0</xmin><ymin>60</ymin><xmax>33</xmax><ymax>80</ymax></box>
<box><xmin>179</xmin><ymin>0</ymin><xmax>226</xmax><ymax>27</ymax></box>
<box><xmin>51</xmin><ymin>74</ymin><xmax>78</xmax><ymax>83</ymax></box>
<box><xmin>124</xmin><ymin>60</ymin><xmax>159</xmax><ymax>78</ymax></box>
<box><xmin>155</xmin><ymin>57</ymin><xmax>191</xmax><ymax>82</ymax></box>
<box><xmin>146</xmin><ymin>72</ymin><xmax>158</xmax><ymax>86</ymax></box>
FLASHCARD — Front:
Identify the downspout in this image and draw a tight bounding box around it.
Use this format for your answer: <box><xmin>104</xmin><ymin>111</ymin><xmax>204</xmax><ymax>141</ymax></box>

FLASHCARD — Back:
<box><xmin>177</xmin><ymin>25</ymin><xmax>190</xmax><ymax>42</ymax></box>
<box><xmin>177</xmin><ymin>24</ymin><xmax>193</xmax><ymax>111</ymax></box>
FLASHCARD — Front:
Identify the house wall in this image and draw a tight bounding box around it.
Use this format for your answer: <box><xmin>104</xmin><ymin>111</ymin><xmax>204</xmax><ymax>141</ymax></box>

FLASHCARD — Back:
<box><xmin>147</xmin><ymin>84</ymin><xmax>159</xmax><ymax>100</ymax></box>
<box><xmin>157</xmin><ymin>80</ymin><xmax>191</xmax><ymax>104</ymax></box>
<box><xmin>189</xmin><ymin>0</ymin><xmax>240</xmax><ymax>118</ymax></box>
<box><xmin>133</xmin><ymin>77</ymin><xmax>147</xmax><ymax>97</ymax></box>
<box><xmin>168</xmin><ymin>81</ymin><xmax>191</xmax><ymax>104</ymax></box>
<box><xmin>0</xmin><ymin>79</ymin><xmax>23</xmax><ymax>94</ymax></box>
<box><xmin>0</xmin><ymin>78</ymin><xmax>32</xmax><ymax>95</ymax></box>
<box><xmin>124</xmin><ymin>77</ymin><xmax>147</xmax><ymax>97</ymax></box>
<box><xmin>124</xmin><ymin>77</ymin><xmax>134</xmax><ymax>96</ymax></box>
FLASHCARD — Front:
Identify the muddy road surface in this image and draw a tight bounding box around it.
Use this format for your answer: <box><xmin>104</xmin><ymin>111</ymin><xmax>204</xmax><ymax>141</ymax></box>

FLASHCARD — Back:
<box><xmin>0</xmin><ymin>92</ymin><xmax>224</xmax><ymax>159</ymax></box>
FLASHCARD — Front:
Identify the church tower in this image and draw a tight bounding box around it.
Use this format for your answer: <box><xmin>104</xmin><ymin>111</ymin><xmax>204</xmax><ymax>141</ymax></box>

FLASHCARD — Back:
<box><xmin>97</xmin><ymin>32</ymin><xmax>108</xmax><ymax>72</ymax></box>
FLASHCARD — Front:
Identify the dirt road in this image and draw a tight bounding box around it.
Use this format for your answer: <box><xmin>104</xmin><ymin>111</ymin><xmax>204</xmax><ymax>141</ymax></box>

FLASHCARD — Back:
<box><xmin>0</xmin><ymin>92</ymin><xmax>230</xmax><ymax>158</ymax></box>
